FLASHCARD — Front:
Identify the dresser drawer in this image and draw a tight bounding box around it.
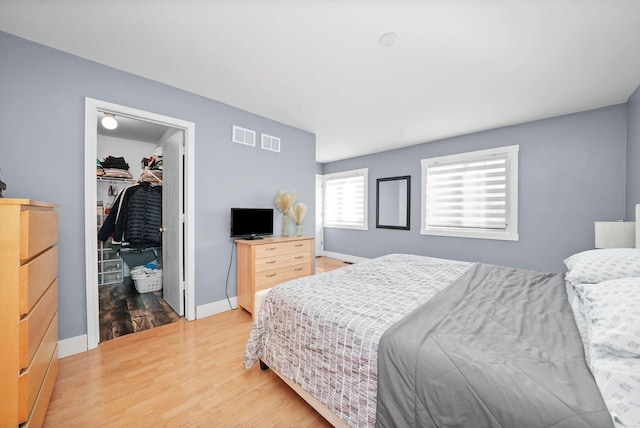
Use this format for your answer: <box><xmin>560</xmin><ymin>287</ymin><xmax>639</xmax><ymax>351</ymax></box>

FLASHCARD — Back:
<box><xmin>20</xmin><ymin>209</ymin><xmax>59</xmax><ymax>260</ymax></box>
<box><xmin>18</xmin><ymin>314</ymin><xmax>58</xmax><ymax>423</ymax></box>
<box><xmin>101</xmin><ymin>259</ymin><xmax>123</xmax><ymax>272</ymax></box>
<box><xmin>100</xmin><ymin>271</ymin><xmax>123</xmax><ymax>285</ymax></box>
<box><xmin>21</xmin><ymin>346</ymin><xmax>58</xmax><ymax>428</ymax></box>
<box><xmin>255</xmin><ymin>263</ymin><xmax>312</xmax><ymax>290</ymax></box>
<box><xmin>19</xmin><ymin>280</ymin><xmax>58</xmax><ymax>369</ymax></box>
<box><xmin>255</xmin><ymin>251</ymin><xmax>312</xmax><ymax>272</ymax></box>
<box><xmin>101</xmin><ymin>249</ymin><xmax>121</xmax><ymax>261</ymax></box>
<box><xmin>19</xmin><ymin>246</ymin><xmax>58</xmax><ymax>316</ymax></box>
<box><xmin>254</xmin><ymin>239</ymin><xmax>312</xmax><ymax>258</ymax></box>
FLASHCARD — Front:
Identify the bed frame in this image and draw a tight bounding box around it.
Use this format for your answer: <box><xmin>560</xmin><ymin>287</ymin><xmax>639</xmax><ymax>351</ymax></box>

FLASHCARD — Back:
<box><xmin>254</xmin><ymin>205</ymin><xmax>640</xmax><ymax>427</ymax></box>
<box><xmin>254</xmin><ymin>288</ymin><xmax>349</xmax><ymax>427</ymax></box>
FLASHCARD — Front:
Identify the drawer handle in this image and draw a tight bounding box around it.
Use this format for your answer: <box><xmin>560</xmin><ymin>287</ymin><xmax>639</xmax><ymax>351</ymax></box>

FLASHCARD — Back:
<box><xmin>266</xmin><ymin>247</ymin><xmax>277</xmax><ymax>251</ymax></box>
<box><xmin>294</xmin><ymin>244</ymin><xmax>304</xmax><ymax>247</ymax></box>
<box><xmin>266</xmin><ymin>273</ymin><xmax>277</xmax><ymax>278</ymax></box>
<box><xmin>295</xmin><ymin>256</ymin><xmax>304</xmax><ymax>259</ymax></box>
<box><xmin>266</xmin><ymin>260</ymin><xmax>277</xmax><ymax>264</ymax></box>
<box><xmin>295</xmin><ymin>267</ymin><xmax>304</xmax><ymax>271</ymax></box>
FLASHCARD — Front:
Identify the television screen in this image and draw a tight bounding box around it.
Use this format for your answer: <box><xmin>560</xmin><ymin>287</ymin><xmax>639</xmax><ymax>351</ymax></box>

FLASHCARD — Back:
<box><xmin>230</xmin><ymin>208</ymin><xmax>274</xmax><ymax>239</ymax></box>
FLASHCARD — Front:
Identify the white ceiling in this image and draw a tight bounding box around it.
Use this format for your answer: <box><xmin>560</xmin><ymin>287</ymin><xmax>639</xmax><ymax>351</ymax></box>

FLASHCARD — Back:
<box><xmin>97</xmin><ymin>114</ymin><xmax>172</xmax><ymax>143</ymax></box>
<box><xmin>2</xmin><ymin>0</ymin><xmax>640</xmax><ymax>163</ymax></box>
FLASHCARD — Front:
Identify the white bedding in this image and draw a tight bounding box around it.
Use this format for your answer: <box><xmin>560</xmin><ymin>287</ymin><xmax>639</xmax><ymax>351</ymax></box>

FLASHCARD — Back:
<box><xmin>243</xmin><ymin>254</ymin><xmax>472</xmax><ymax>427</ymax></box>
<box><xmin>564</xmin><ymin>248</ymin><xmax>640</xmax><ymax>428</ymax></box>
<box><xmin>577</xmin><ymin>278</ymin><xmax>640</xmax><ymax>428</ymax></box>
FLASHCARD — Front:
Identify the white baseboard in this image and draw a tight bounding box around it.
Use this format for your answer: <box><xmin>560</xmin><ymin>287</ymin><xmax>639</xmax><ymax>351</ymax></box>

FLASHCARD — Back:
<box><xmin>322</xmin><ymin>251</ymin><xmax>370</xmax><ymax>264</ymax></box>
<box><xmin>197</xmin><ymin>296</ymin><xmax>237</xmax><ymax>319</ymax></box>
<box><xmin>55</xmin><ymin>298</ymin><xmax>238</xmax><ymax>359</ymax></box>
<box><xmin>58</xmin><ymin>334</ymin><xmax>88</xmax><ymax>359</ymax></box>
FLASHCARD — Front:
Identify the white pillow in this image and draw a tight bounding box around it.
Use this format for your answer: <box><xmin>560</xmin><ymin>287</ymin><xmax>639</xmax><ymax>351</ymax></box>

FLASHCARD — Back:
<box><xmin>579</xmin><ymin>278</ymin><xmax>640</xmax><ymax>358</ymax></box>
<box><xmin>564</xmin><ymin>249</ymin><xmax>640</xmax><ymax>285</ymax></box>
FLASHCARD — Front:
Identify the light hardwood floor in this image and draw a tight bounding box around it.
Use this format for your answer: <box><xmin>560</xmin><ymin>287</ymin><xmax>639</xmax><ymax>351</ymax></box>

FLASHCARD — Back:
<box><xmin>315</xmin><ymin>256</ymin><xmax>352</xmax><ymax>273</ymax></box>
<box><xmin>44</xmin><ymin>257</ymin><xmax>349</xmax><ymax>427</ymax></box>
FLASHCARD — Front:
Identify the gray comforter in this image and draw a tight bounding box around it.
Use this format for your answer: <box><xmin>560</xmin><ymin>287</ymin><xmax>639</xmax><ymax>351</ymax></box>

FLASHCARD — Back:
<box><xmin>376</xmin><ymin>263</ymin><xmax>613</xmax><ymax>428</ymax></box>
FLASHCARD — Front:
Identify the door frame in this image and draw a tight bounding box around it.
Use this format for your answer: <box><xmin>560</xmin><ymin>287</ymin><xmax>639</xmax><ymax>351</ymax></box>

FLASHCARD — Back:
<box><xmin>315</xmin><ymin>174</ymin><xmax>324</xmax><ymax>256</ymax></box>
<box><xmin>84</xmin><ymin>97</ymin><xmax>196</xmax><ymax>350</ymax></box>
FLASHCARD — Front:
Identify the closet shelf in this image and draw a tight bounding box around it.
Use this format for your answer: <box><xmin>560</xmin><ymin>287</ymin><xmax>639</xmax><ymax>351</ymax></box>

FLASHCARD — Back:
<box><xmin>97</xmin><ymin>176</ymin><xmax>137</xmax><ymax>184</ymax></box>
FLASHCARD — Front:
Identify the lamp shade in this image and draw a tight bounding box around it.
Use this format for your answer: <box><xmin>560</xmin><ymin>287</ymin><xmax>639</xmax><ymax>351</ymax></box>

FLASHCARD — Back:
<box><xmin>594</xmin><ymin>221</ymin><xmax>636</xmax><ymax>248</ymax></box>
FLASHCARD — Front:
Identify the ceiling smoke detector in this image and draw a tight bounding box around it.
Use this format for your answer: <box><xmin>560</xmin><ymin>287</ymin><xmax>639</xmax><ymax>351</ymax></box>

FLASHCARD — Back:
<box><xmin>378</xmin><ymin>32</ymin><xmax>398</xmax><ymax>48</ymax></box>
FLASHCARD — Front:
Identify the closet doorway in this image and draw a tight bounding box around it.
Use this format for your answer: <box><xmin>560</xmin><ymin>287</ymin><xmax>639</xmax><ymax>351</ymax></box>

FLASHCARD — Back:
<box><xmin>84</xmin><ymin>98</ymin><xmax>196</xmax><ymax>351</ymax></box>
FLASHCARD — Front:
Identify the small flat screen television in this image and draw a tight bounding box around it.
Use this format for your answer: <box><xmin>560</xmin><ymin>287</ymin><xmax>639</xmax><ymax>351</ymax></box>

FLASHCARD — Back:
<box><xmin>230</xmin><ymin>208</ymin><xmax>274</xmax><ymax>239</ymax></box>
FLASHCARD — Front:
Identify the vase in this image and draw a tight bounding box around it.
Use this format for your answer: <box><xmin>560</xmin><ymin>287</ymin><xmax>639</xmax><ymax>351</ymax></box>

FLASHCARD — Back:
<box><xmin>281</xmin><ymin>213</ymin><xmax>290</xmax><ymax>237</ymax></box>
<box><xmin>295</xmin><ymin>224</ymin><xmax>303</xmax><ymax>237</ymax></box>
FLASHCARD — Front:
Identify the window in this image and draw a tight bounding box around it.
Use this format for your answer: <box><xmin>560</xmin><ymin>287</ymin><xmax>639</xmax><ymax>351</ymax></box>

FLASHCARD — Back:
<box><xmin>324</xmin><ymin>168</ymin><xmax>368</xmax><ymax>230</ymax></box>
<box><xmin>421</xmin><ymin>145</ymin><xmax>518</xmax><ymax>241</ymax></box>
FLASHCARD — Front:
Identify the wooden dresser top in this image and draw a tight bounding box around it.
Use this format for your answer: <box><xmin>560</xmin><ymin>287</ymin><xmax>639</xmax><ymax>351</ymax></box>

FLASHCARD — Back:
<box><xmin>235</xmin><ymin>236</ymin><xmax>313</xmax><ymax>246</ymax></box>
<box><xmin>0</xmin><ymin>198</ymin><xmax>58</xmax><ymax>208</ymax></box>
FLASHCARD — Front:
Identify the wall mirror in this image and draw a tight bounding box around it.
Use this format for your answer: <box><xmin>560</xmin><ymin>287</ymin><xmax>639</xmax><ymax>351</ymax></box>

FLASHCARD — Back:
<box><xmin>376</xmin><ymin>175</ymin><xmax>410</xmax><ymax>230</ymax></box>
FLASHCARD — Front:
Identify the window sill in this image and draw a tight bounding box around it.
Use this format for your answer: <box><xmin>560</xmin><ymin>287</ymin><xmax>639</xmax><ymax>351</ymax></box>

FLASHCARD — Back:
<box><xmin>421</xmin><ymin>228</ymin><xmax>518</xmax><ymax>241</ymax></box>
<box><xmin>324</xmin><ymin>224</ymin><xmax>369</xmax><ymax>231</ymax></box>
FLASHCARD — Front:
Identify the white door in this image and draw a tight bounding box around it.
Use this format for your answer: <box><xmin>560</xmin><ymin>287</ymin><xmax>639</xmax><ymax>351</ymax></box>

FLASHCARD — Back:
<box><xmin>162</xmin><ymin>130</ymin><xmax>184</xmax><ymax>315</ymax></box>
<box><xmin>315</xmin><ymin>174</ymin><xmax>324</xmax><ymax>256</ymax></box>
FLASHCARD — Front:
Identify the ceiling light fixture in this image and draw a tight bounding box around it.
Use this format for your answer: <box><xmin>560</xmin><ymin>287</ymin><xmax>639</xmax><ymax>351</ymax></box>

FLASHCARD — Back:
<box><xmin>101</xmin><ymin>113</ymin><xmax>118</xmax><ymax>130</ymax></box>
<box><xmin>379</xmin><ymin>32</ymin><xmax>398</xmax><ymax>48</ymax></box>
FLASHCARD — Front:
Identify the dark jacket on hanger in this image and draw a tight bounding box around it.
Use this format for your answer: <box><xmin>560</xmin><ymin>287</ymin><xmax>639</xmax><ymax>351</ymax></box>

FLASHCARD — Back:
<box><xmin>98</xmin><ymin>182</ymin><xmax>162</xmax><ymax>247</ymax></box>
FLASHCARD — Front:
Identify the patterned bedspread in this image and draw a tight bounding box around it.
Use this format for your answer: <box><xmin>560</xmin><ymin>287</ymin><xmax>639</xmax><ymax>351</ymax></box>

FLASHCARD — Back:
<box><xmin>243</xmin><ymin>254</ymin><xmax>472</xmax><ymax>427</ymax></box>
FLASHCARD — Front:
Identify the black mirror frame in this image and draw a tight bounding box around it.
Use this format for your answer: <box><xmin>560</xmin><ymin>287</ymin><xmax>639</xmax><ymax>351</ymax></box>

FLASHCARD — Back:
<box><xmin>376</xmin><ymin>175</ymin><xmax>411</xmax><ymax>230</ymax></box>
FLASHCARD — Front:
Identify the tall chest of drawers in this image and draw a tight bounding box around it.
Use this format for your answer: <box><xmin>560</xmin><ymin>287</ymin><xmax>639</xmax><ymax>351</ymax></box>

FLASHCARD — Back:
<box><xmin>0</xmin><ymin>199</ymin><xmax>59</xmax><ymax>428</ymax></box>
<box><xmin>237</xmin><ymin>236</ymin><xmax>314</xmax><ymax>318</ymax></box>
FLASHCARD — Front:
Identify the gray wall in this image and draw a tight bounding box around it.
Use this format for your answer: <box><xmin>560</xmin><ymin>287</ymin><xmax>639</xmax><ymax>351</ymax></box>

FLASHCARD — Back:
<box><xmin>627</xmin><ymin>84</ymin><xmax>640</xmax><ymax>219</ymax></box>
<box><xmin>323</xmin><ymin>105</ymin><xmax>628</xmax><ymax>273</ymax></box>
<box><xmin>0</xmin><ymin>32</ymin><xmax>315</xmax><ymax>340</ymax></box>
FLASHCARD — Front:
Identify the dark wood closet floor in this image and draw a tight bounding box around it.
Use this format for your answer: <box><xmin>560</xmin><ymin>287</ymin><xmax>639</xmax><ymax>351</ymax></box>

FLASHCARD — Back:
<box><xmin>99</xmin><ymin>278</ymin><xmax>181</xmax><ymax>342</ymax></box>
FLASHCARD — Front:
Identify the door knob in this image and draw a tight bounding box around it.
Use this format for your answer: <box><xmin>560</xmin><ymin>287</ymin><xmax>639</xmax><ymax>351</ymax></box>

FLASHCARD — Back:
<box><xmin>159</xmin><ymin>226</ymin><xmax>165</xmax><ymax>232</ymax></box>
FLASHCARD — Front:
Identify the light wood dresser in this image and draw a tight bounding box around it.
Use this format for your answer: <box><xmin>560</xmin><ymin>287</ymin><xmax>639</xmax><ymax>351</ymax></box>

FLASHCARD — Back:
<box><xmin>236</xmin><ymin>236</ymin><xmax>314</xmax><ymax>318</ymax></box>
<box><xmin>0</xmin><ymin>199</ymin><xmax>59</xmax><ymax>428</ymax></box>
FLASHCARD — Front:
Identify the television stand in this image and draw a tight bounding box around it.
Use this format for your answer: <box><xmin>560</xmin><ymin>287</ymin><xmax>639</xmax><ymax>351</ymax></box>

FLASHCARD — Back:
<box><xmin>245</xmin><ymin>235</ymin><xmax>264</xmax><ymax>240</ymax></box>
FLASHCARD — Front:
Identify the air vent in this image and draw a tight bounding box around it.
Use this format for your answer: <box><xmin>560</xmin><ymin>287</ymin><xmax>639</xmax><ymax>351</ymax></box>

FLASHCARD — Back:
<box><xmin>232</xmin><ymin>125</ymin><xmax>256</xmax><ymax>147</ymax></box>
<box><xmin>261</xmin><ymin>133</ymin><xmax>281</xmax><ymax>153</ymax></box>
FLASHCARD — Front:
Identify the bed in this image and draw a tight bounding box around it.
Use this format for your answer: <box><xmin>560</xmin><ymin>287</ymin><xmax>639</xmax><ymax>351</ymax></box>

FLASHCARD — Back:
<box><xmin>243</xmin><ymin>209</ymin><xmax>640</xmax><ymax>428</ymax></box>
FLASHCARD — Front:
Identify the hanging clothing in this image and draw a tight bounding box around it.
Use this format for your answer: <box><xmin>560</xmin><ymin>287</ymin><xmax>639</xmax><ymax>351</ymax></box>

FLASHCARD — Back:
<box><xmin>98</xmin><ymin>182</ymin><xmax>162</xmax><ymax>248</ymax></box>
<box><xmin>140</xmin><ymin>153</ymin><xmax>163</xmax><ymax>185</ymax></box>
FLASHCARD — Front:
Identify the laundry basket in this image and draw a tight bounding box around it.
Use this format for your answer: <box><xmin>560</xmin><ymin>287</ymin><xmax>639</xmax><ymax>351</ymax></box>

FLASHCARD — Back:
<box><xmin>130</xmin><ymin>265</ymin><xmax>163</xmax><ymax>293</ymax></box>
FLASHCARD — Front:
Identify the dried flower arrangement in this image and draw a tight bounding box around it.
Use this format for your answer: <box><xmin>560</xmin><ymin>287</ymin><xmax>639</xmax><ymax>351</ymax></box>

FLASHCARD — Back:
<box><xmin>291</xmin><ymin>202</ymin><xmax>307</xmax><ymax>236</ymax></box>
<box><xmin>275</xmin><ymin>190</ymin><xmax>296</xmax><ymax>236</ymax></box>
<box><xmin>291</xmin><ymin>202</ymin><xmax>307</xmax><ymax>226</ymax></box>
<box><xmin>274</xmin><ymin>190</ymin><xmax>296</xmax><ymax>214</ymax></box>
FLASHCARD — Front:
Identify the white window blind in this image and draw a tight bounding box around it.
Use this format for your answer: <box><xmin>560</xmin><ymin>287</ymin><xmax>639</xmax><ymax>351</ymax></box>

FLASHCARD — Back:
<box><xmin>421</xmin><ymin>146</ymin><xmax>518</xmax><ymax>240</ymax></box>
<box><xmin>324</xmin><ymin>168</ymin><xmax>368</xmax><ymax>230</ymax></box>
